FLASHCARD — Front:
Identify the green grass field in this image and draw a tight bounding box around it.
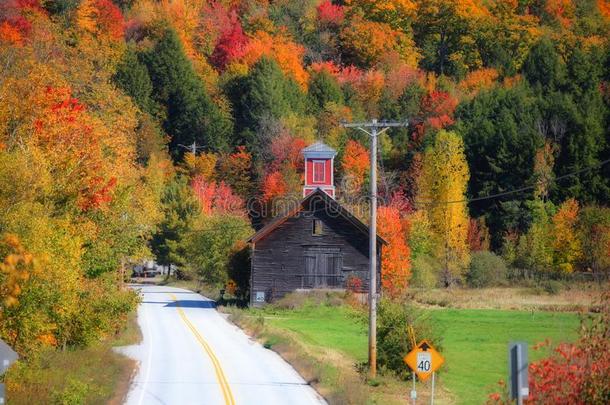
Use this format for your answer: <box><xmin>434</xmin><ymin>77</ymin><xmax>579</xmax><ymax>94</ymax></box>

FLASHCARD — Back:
<box><xmin>261</xmin><ymin>305</ymin><xmax>579</xmax><ymax>404</ymax></box>
<box><xmin>429</xmin><ymin>309</ymin><xmax>579</xmax><ymax>404</ymax></box>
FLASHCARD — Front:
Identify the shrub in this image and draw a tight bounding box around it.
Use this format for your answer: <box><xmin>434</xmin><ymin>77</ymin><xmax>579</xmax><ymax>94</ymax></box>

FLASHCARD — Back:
<box><xmin>541</xmin><ymin>279</ymin><xmax>563</xmax><ymax>295</ymax></box>
<box><xmin>51</xmin><ymin>378</ymin><xmax>93</xmax><ymax>405</ymax></box>
<box><xmin>346</xmin><ymin>275</ymin><xmax>363</xmax><ymax>293</ymax></box>
<box><xmin>377</xmin><ymin>298</ymin><xmax>443</xmax><ymax>379</ymax></box>
<box><xmin>467</xmin><ymin>251</ymin><xmax>508</xmax><ymax>288</ymax></box>
<box><xmin>274</xmin><ymin>290</ymin><xmax>347</xmax><ymax>310</ymax></box>
<box><xmin>410</xmin><ymin>255</ymin><xmax>439</xmax><ymax>288</ymax></box>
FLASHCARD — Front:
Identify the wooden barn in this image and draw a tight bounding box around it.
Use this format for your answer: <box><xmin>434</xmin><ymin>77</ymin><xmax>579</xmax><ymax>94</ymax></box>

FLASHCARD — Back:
<box><xmin>247</xmin><ymin>142</ymin><xmax>386</xmax><ymax>306</ymax></box>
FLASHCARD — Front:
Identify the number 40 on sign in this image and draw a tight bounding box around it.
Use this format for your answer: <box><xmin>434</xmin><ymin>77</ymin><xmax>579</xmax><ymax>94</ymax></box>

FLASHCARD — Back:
<box><xmin>403</xmin><ymin>340</ymin><xmax>444</xmax><ymax>381</ymax></box>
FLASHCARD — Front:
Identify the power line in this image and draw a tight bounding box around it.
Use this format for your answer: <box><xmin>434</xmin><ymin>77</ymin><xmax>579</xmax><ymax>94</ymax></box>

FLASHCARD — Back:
<box><xmin>162</xmin><ymin>158</ymin><xmax>609</xmax><ymax>234</ymax></box>
<box><xmin>412</xmin><ymin>158</ymin><xmax>610</xmax><ymax>206</ymax></box>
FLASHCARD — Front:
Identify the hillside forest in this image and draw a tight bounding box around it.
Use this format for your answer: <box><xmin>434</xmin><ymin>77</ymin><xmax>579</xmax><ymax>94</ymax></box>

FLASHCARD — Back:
<box><xmin>1</xmin><ymin>0</ymin><xmax>609</xmax><ymax>360</ymax></box>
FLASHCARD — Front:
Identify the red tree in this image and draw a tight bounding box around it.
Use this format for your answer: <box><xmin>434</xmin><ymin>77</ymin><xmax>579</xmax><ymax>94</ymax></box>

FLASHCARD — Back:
<box><xmin>317</xmin><ymin>0</ymin><xmax>345</xmax><ymax>26</ymax></box>
<box><xmin>191</xmin><ymin>177</ymin><xmax>246</xmax><ymax>217</ymax></box>
<box><xmin>210</xmin><ymin>10</ymin><xmax>249</xmax><ymax>70</ymax></box>
<box><xmin>269</xmin><ymin>134</ymin><xmax>307</xmax><ymax>172</ymax></box>
<box><xmin>421</xmin><ymin>91</ymin><xmax>458</xmax><ymax>130</ymax></box>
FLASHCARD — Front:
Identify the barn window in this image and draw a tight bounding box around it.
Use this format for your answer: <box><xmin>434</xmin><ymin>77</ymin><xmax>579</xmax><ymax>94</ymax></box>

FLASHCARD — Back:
<box><xmin>312</xmin><ymin>219</ymin><xmax>323</xmax><ymax>236</ymax></box>
<box><xmin>313</xmin><ymin>160</ymin><xmax>325</xmax><ymax>183</ymax></box>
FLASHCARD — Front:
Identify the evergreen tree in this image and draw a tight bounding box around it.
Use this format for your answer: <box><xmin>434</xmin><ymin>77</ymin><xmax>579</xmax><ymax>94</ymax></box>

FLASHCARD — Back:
<box><xmin>526</xmin><ymin>42</ymin><xmax>609</xmax><ymax>203</ymax></box>
<box><xmin>114</xmin><ymin>47</ymin><xmax>156</xmax><ymax>115</ymax></box>
<box><xmin>540</xmin><ymin>92</ymin><xmax>608</xmax><ymax>203</ymax></box>
<box><xmin>307</xmin><ymin>69</ymin><xmax>343</xmax><ymax>113</ymax></box>
<box><xmin>150</xmin><ymin>176</ymin><xmax>199</xmax><ymax>274</ymax></box>
<box><xmin>141</xmin><ymin>28</ymin><xmax>233</xmax><ymax>157</ymax></box>
<box><xmin>522</xmin><ymin>38</ymin><xmax>567</xmax><ymax>92</ymax></box>
<box><xmin>456</xmin><ymin>85</ymin><xmax>544</xmax><ymax>248</ymax></box>
<box><xmin>227</xmin><ymin>57</ymin><xmax>306</xmax><ymax>144</ymax></box>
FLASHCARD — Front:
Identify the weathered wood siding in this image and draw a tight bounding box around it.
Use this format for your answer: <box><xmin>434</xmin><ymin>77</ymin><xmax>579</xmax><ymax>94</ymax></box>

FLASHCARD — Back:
<box><xmin>250</xmin><ymin>201</ymin><xmax>382</xmax><ymax>305</ymax></box>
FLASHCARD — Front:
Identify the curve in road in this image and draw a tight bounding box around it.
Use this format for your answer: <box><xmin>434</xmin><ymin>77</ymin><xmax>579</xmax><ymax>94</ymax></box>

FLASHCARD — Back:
<box><xmin>119</xmin><ymin>285</ymin><xmax>326</xmax><ymax>405</ymax></box>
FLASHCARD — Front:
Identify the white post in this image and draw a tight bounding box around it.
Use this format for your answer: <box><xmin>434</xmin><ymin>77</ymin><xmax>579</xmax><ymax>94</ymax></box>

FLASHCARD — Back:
<box><xmin>411</xmin><ymin>371</ymin><xmax>417</xmax><ymax>405</ymax></box>
<box><xmin>430</xmin><ymin>372</ymin><xmax>436</xmax><ymax>405</ymax></box>
<box><xmin>369</xmin><ymin>119</ymin><xmax>378</xmax><ymax>378</ymax></box>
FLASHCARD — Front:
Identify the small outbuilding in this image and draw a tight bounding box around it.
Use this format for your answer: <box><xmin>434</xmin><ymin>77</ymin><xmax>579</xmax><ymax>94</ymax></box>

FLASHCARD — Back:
<box><xmin>247</xmin><ymin>142</ymin><xmax>386</xmax><ymax>305</ymax></box>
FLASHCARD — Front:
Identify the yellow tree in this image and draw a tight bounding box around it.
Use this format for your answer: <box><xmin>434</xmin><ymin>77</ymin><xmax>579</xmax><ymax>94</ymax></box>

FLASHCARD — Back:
<box><xmin>551</xmin><ymin>199</ymin><xmax>582</xmax><ymax>273</ymax></box>
<box><xmin>418</xmin><ymin>130</ymin><xmax>470</xmax><ymax>285</ymax></box>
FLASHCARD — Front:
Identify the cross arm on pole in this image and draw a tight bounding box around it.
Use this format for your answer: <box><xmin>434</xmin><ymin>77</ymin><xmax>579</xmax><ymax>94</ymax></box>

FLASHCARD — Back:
<box><xmin>341</xmin><ymin>120</ymin><xmax>408</xmax><ymax>138</ymax></box>
<box><xmin>341</xmin><ymin>121</ymin><xmax>408</xmax><ymax>128</ymax></box>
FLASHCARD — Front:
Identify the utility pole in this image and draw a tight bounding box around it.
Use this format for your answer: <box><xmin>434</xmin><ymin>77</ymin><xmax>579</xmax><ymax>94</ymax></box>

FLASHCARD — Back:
<box><xmin>342</xmin><ymin>119</ymin><xmax>407</xmax><ymax>378</ymax></box>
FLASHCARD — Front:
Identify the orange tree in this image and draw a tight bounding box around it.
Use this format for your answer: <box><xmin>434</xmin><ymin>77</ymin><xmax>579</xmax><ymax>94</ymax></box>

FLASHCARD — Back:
<box><xmin>377</xmin><ymin>205</ymin><xmax>411</xmax><ymax>297</ymax></box>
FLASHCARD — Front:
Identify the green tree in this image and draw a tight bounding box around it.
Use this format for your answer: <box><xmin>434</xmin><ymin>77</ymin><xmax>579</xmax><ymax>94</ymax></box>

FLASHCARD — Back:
<box><xmin>456</xmin><ymin>85</ymin><xmax>544</xmax><ymax>248</ymax></box>
<box><xmin>413</xmin><ymin>0</ymin><xmax>484</xmax><ymax>77</ymax></box>
<box><xmin>307</xmin><ymin>69</ymin><xmax>344</xmax><ymax>113</ymax></box>
<box><xmin>113</xmin><ymin>47</ymin><xmax>156</xmax><ymax>115</ymax></box>
<box><xmin>577</xmin><ymin>206</ymin><xmax>610</xmax><ymax>274</ymax></box>
<box><xmin>185</xmin><ymin>214</ymin><xmax>252</xmax><ymax>286</ymax></box>
<box><xmin>226</xmin><ymin>57</ymin><xmax>306</xmax><ymax>143</ymax></box>
<box><xmin>522</xmin><ymin>38</ymin><xmax>566</xmax><ymax>93</ymax></box>
<box><xmin>150</xmin><ymin>176</ymin><xmax>199</xmax><ymax>275</ymax></box>
<box><xmin>540</xmin><ymin>44</ymin><xmax>609</xmax><ymax>203</ymax></box>
<box><xmin>141</xmin><ymin>28</ymin><xmax>233</xmax><ymax>156</ymax></box>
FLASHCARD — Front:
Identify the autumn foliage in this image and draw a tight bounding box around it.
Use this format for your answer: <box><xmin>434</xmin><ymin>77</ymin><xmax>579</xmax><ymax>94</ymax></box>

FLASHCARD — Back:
<box><xmin>210</xmin><ymin>9</ymin><xmax>248</xmax><ymax>70</ymax></box>
<box><xmin>262</xmin><ymin>171</ymin><xmax>288</xmax><ymax>202</ymax></box>
<box><xmin>341</xmin><ymin>140</ymin><xmax>369</xmax><ymax>193</ymax></box>
<box><xmin>191</xmin><ymin>176</ymin><xmax>246</xmax><ymax>217</ymax></box>
<box><xmin>378</xmin><ymin>205</ymin><xmax>411</xmax><ymax>297</ymax></box>
<box><xmin>32</xmin><ymin>87</ymin><xmax>119</xmax><ymax>211</ymax></box>
<box><xmin>317</xmin><ymin>0</ymin><xmax>345</xmax><ymax>26</ymax></box>
<box><xmin>551</xmin><ymin>198</ymin><xmax>582</xmax><ymax>273</ymax></box>
<box><xmin>0</xmin><ymin>234</ymin><xmax>35</xmax><ymax>307</ymax></box>
<box><xmin>76</xmin><ymin>0</ymin><xmax>124</xmax><ymax>40</ymax></box>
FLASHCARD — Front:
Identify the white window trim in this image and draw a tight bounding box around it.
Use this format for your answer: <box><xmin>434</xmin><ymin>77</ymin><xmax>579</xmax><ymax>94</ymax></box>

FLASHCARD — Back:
<box><xmin>312</xmin><ymin>160</ymin><xmax>326</xmax><ymax>183</ymax></box>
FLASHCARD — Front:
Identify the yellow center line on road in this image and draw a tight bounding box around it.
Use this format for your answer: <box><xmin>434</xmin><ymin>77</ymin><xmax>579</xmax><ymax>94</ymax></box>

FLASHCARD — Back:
<box><xmin>169</xmin><ymin>293</ymin><xmax>236</xmax><ymax>405</ymax></box>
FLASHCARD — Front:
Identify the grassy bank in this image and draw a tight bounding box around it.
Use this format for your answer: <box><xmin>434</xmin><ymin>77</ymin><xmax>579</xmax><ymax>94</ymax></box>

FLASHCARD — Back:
<box><xmin>225</xmin><ymin>293</ymin><xmax>453</xmax><ymax>405</ymax></box>
<box><xmin>4</xmin><ymin>311</ymin><xmax>141</xmax><ymax>405</ymax></box>
<box><xmin>227</xmin><ymin>292</ymin><xmax>580</xmax><ymax>404</ymax></box>
<box><xmin>226</xmin><ymin>304</ymin><xmax>413</xmax><ymax>405</ymax></box>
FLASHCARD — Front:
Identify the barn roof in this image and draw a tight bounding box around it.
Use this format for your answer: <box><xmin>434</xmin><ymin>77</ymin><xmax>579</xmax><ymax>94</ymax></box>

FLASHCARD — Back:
<box><xmin>247</xmin><ymin>188</ymin><xmax>388</xmax><ymax>245</ymax></box>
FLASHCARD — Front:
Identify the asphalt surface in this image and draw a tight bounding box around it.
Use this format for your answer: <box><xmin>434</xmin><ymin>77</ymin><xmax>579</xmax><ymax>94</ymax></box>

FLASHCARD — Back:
<box><xmin>119</xmin><ymin>285</ymin><xmax>326</xmax><ymax>405</ymax></box>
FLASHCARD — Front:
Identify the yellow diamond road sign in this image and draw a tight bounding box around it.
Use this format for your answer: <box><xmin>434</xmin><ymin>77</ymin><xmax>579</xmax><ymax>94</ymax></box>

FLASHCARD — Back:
<box><xmin>403</xmin><ymin>340</ymin><xmax>444</xmax><ymax>381</ymax></box>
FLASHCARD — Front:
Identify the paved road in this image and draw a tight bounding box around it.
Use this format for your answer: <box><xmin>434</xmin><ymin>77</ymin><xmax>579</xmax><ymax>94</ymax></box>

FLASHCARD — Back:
<box><xmin>119</xmin><ymin>285</ymin><xmax>326</xmax><ymax>405</ymax></box>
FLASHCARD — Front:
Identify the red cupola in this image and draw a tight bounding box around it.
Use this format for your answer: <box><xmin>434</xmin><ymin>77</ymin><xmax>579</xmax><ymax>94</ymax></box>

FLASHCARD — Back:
<box><xmin>302</xmin><ymin>141</ymin><xmax>337</xmax><ymax>198</ymax></box>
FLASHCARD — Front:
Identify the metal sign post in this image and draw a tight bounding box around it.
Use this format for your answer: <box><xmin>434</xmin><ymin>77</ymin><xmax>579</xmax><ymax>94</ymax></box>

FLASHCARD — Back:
<box><xmin>1</xmin><ymin>338</ymin><xmax>19</xmax><ymax>404</ymax></box>
<box><xmin>411</xmin><ymin>371</ymin><xmax>417</xmax><ymax>405</ymax></box>
<box><xmin>430</xmin><ymin>372</ymin><xmax>436</xmax><ymax>405</ymax></box>
<box><xmin>509</xmin><ymin>342</ymin><xmax>529</xmax><ymax>405</ymax></box>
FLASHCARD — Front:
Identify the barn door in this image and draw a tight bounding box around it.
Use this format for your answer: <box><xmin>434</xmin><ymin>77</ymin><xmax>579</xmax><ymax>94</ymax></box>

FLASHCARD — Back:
<box><xmin>325</xmin><ymin>254</ymin><xmax>343</xmax><ymax>287</ymax></box>
<box><xmin>303</xmin><ymin>248</ymin><xmax>342</xmax><ymax>288</ymax></box>
<box><xmin>304</xmin><ymin>255</ymin><xmax>316</xmax><ymax>288</ymax></box>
